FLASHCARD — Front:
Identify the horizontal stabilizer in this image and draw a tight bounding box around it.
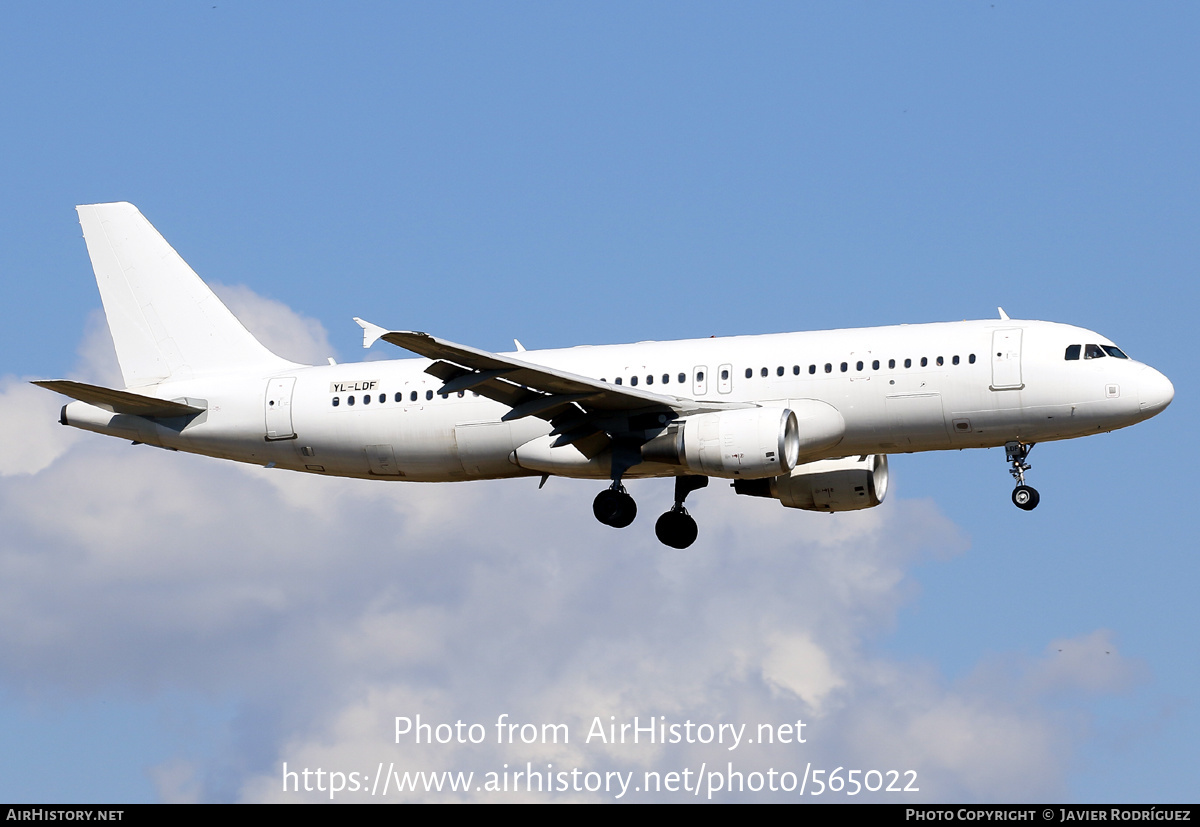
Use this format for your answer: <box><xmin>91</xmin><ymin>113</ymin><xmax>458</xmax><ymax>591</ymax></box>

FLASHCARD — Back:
<box><xmin>32</xmin><ymin>380</ymin><xmax>205</xmax><ymax>418</ymax></box>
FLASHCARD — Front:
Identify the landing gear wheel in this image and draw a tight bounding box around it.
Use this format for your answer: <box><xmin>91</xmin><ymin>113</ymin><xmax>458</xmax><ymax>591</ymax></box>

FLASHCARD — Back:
<box><xmin>1012</xmin><ymin>485</ymin><xmax>1040</xmax><ymax>511</ymax></box>
<box><xmin>593</xmin><ymin>487</ymin><xmax>637</xmax><ymax>528</ymax></box>
<box><xmin>655</xmin><ymin>509</ymin><xmax>698</xmax><ymax>549</ymax></box>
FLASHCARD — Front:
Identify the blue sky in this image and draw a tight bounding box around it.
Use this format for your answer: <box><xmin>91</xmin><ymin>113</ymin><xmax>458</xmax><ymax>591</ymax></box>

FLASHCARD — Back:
<box><xmin>0</xmin><ymin>2</ymin><xmax>1194</xmax><ymax>802</ymax></box>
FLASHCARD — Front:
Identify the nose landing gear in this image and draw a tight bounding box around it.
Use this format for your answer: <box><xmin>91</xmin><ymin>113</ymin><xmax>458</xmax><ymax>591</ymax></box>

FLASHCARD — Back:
<box><xmin>1005</xmin><ymin>441</ymin><xmax>1040</xmax><ymax>511</ymax></box>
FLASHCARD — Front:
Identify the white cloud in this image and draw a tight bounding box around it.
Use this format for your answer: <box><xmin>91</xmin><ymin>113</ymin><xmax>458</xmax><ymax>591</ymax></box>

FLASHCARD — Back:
<box><xmin>70</xmin><ymin>309</ymin><xmax>125</xmax><ymax>388</ymax></box>
<box><xmin>0</xmin><ymin>379</ymin><xmax>80</xmax><ymax>476</ymax></box>
<box><xmin>761</xmin><ymin>632</ymin><xmax>845</xmax><ymax>714</ymax></box>
<box><xmin>211</xmin><ymin>283</ymin><xmax>336</xmax><ymax>366</ymax></box>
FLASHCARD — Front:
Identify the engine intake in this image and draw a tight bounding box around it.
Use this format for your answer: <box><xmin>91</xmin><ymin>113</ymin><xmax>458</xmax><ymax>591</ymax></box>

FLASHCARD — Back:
<box><xmin>734</xmin><ymin>454</ymin><xmax>889</xmax><ymax>511</ymax></box>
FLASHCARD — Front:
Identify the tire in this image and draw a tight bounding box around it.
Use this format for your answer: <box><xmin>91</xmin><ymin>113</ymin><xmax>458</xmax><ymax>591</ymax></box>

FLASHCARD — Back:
<box><xmin>609</xmin><ymin>492</ymin><xmax>637</xmax><ymax>528</ymax></box>
<box><xmin>655</xmin><ymin>510</ymin><xmax>698</xmax><ymax>549</ymax></box>
<box><xmin>594</xmin><ymin>488</ymin><xmax>637</xmax><ymax>527</ymax></box>
<box><xmin>1012</xmin><ymin>485</ymin><xmax>1040</xmax><ymax>511</ymax></box>
<box><xmin>593</xmin><ymin>489</ymin><xmax>621</xmax><ymax>525</ymax></box>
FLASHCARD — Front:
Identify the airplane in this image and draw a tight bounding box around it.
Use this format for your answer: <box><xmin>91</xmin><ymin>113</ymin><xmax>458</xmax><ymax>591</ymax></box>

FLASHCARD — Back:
<box><xmin>35</xmin><ymin>203</ymin><xmax>1174</xmax><ymax>549</ymax></box>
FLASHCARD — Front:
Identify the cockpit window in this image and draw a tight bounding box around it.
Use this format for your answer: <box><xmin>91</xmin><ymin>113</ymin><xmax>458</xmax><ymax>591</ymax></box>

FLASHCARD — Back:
<box><xmin>1084</xmin><ymin>344</ymin><xmax>1106</xmax><ymax>359</ymax></box>
<box><xmin>1065</xmin><ymin>345</ymin><xmax>1081</xmax><ymax>361</ymax></box>
<box><xmin>1102</xmin><ymin>345</ymin><xmax>1128</xmax><ymax>359</ymax></box>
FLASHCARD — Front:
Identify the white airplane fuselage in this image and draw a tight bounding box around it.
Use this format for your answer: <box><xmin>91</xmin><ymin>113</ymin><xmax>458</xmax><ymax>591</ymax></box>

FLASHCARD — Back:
<box><xmin>62</xmin><ymin>318</ymin><xmax>1172</xmax><ymax>482</ymax></box>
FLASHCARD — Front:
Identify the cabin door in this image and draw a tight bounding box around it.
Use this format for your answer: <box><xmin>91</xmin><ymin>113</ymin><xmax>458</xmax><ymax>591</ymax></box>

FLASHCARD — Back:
<box><xmin>264</xmin><ymin>377</ymin><xmax>296</xmax><ymax>440</ymax></box>
<box><xmin>990</xmin><ymin>329</ymin><xmax>1024</xmax><ymax>390</ymax></box>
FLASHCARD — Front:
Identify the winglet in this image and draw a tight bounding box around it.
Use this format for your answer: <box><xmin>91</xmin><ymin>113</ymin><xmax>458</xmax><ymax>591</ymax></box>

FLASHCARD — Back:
<box><xmin>998</xmin><ymin>307</ymin><xmax>1010</xmax><ymax>320</ymax></box>
<box><xmin>514</xmin><ymin>339</ymin><xmax>526</xmax><ymax>352</ymax></box>
<box><xmin>353</xmin><ymin>317</ymin><xmax>389</xmax><ymax>349</ymax></box>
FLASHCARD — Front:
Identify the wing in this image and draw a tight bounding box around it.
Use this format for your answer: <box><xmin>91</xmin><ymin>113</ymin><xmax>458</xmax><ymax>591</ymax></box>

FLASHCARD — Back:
<box><xmin>354</xmin><ymin>319</ymin><xmax>751</xmax><ymax>458</ymax></box>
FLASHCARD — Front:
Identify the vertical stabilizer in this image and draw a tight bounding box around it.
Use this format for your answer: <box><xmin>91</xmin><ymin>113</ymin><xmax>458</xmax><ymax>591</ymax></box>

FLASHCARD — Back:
<box><xmin>76</xmin><ymin>202</ymin><xmax>297</xmax><ymax>388</ymax></box>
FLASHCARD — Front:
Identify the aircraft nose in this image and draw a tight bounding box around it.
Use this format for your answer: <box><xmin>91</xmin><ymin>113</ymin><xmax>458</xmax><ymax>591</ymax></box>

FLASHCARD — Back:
<box><xmin>1138</xmin><ymin>365</ymin><xmax>1174</xmax><ymax>417</ymax></box>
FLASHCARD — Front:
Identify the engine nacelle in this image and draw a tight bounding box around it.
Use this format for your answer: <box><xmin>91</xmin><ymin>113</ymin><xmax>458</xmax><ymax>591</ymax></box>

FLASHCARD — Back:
<box><xmin>733</xmin><ymin>454</ymin><xmax>889</xmax><ymax>511</ymax></box>
<box><xmin>642</xmin><ymin>407</ymin><xmax>801</xmax><ymax>479</ymax></box>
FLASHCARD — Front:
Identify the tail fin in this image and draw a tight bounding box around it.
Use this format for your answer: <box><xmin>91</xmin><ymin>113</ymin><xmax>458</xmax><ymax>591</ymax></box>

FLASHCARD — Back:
<box><xmin>76</xmin><ymin>202</ymin><xmax>297</xmax><ymax>388</ymax></box>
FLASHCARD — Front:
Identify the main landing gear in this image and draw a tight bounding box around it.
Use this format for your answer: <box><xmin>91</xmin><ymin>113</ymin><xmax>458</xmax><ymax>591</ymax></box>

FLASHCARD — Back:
<box><xmin>1005</xmin><ymin>441</ymin><xmax>1040</xmax><ymax>511</ymax></box>
<box><xmin>592</xmin><ymin>475</ymin><xmax>709</xmax><ymax>548</ymax></box>
<box><xmin>654</xmin><ymin>476</ymin><xmax>708</xmax><ymax>549</ymax></box>
<box><xmin>593</xmin><ymin>443</ymin><xmax>641</xmax><ymax>529</ymax></box>
<box><xmin>593</xmin><ymin>483</ymin><xmax>637</xmax><ymax>528</ymax></box>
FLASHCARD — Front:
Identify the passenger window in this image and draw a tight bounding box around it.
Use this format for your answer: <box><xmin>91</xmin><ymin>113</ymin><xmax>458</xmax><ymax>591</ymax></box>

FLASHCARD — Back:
<box><xmin>380</xmin><ymin>393</ymin><xmax>386</xmax><ymax>403</ymax></box>
<box><xmin>809</xmin><ymin>364</ymin><xmax>816</xmax><ymax>374</ymax></box>
<box><xmin>363</xmin><ymin>394</ymin><xmax>371</xmax><ymax>405</ymax></box>
<box><xmin>696</xmin><ymin>371</ymin><xmax>705</xmax><ymax>381</ymax></box>
<box><xmin>936</xmin><ymin>356</ymin><xmax>943</xmax><ymax>366</ymax></box>
<box><xmin>615</xmin><ymin>377</ymin><xmax>622</xmax><ymax>385</ymax></box>
<box><xmin>872</xmin><ymin>360</ymin><xmax>879</xmax><ymax>370</ymax></box>
<box><xmin>1085</xmin><ymin>344</ymin><xmax>1106</xmax><ymax>359</ymax></box>
<box><xmin>856</xmin><ymin>361</ymin><xmax>863</xmax><ymax>371</ymax></box>
<box><xmin>630</xmin><ymin>376</ymin><xmax>638</xmax><ymax>386</ymax></box>
<box><xmin>824</xmin><ymin>363</ymin><xmax>832</xmax><ymax>373</ymax></box>
<box><xmin>840</xmin><ymin>362</ymin><xmax>848</xmax><ymax>372</ymax></box>
<box><xmin>952</xmin><ymin>355</ymin><xmax>960</xmax><ymax>365</ymax></box>
<box><xmin>348</xmin><ymin>395</ymin><xmax>355</xmax><ymax>406</ymax></box>
<box><xmin>662</xmin><ymin>374</ymin><xmax>670</xmax><ymax>384</ymax></box>
<box><xmin>888</xmin><ymin>359</ymin><xmax>895</xmax><ymax>369</ymax></box>
<box><xmin>678</xmin><ymin>373</ymin><xmax>686</xmax><ymax>383</ymax></box>
<box><xmin>777</xmin><ymin>366</ymin><xmax>784</xmax><ymax>376</ymax></box>
<box><xmin>332</xmin><ymin>397</ymin><xmax>340</xmax><ymax>407</ymax></box>
<box><xmin>646</xmin><ymin>375</ymin><xmax>654</xmax><ymax>385</ymax></box>
<box><xmin>761</xmin><ymin>367</ymin><xmax>768</xmax><ymax>377</ymax></box>
<box><xmin>458</xmin><ymin>391</ymin><xmax>465</xmax><ymax>397</ymax></box>
<box><xmin>969</xmin><ymin>354</ymin><xmax>976</xmax><ymax>364</ymax></box>
<box><xmin>410</xmin><ymin>391</ymin><xmax>418</xmax><ymax>402</ymax></box>
<box><xmin>904</xmin><ymin>358</ymin><xmax>912</xmax><ymax>368</ymax></box>
<box><xmin>425</xmin><ymin>390</ymin><xmax>433</xmax><ymax>400</ymax></box>
<box><xmin>1065</xmin><ymin>345</ymin><xmax>1081</xmax><ymax>361</ymax></box>
<box><xmin>793</xmin><ymin>365</ymin><xmax>800</xmax><ymax>375</ymax></box>
<box><xmin>395</xmin><ymin>392</ymin><xmax>402</xmax><ymax>402</ymax></box>
<box><xmin>744</xmin><ymin>368</ymin><xmax>752</xmax><ymax>379</ymax></box>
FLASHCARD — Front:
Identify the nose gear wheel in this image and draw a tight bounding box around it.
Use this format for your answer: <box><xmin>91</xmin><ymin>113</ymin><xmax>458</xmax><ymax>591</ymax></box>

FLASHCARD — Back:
<box><xmin>1012</xmin><ymin>485</ymin><xmax>1040</xmax><ymax>510</ymax></box>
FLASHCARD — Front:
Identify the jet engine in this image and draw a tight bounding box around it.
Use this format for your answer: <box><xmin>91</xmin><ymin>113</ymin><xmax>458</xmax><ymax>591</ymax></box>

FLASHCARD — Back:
<box><xmin>641</xmin><ymin>407</ymin><xmax>801</xmax><ymax>479</ymax></box>
<box><xmin>733</xmin><ymin>454</ymin><xmax>889</xmax><ymax>511</ymax></box>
